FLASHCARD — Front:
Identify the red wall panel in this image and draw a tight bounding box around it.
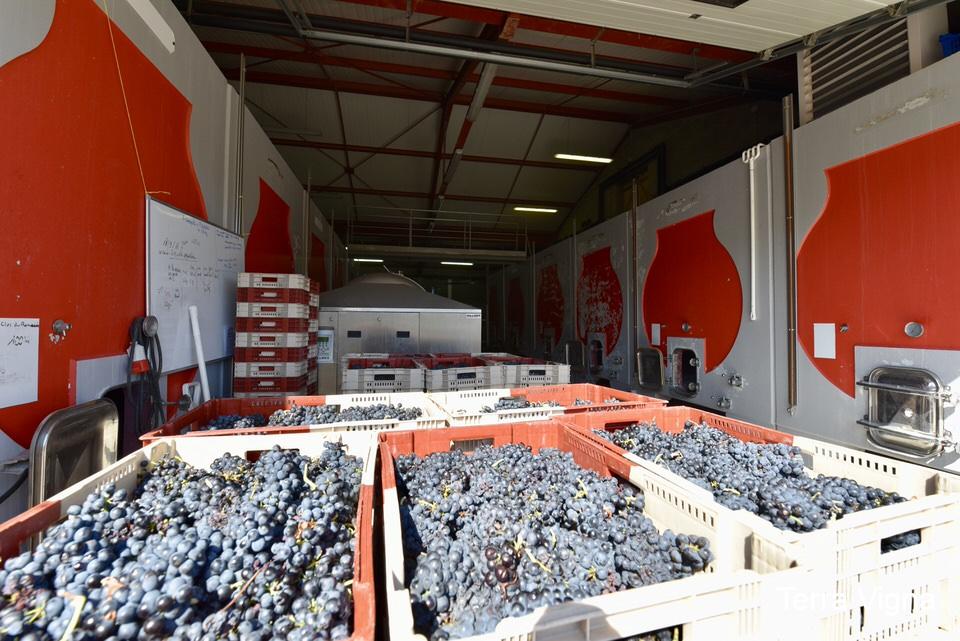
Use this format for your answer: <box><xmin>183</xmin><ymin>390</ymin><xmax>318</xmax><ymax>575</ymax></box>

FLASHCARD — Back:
<box><xmin>642</xmin><ymin>211</ymin><xmax>742</xmax><ymax>372</ymax></box>
<box><xmin>798</xmin><ymin>123</ymin><xmax>960</xmax><ymax>396</ymax></box>
<box><xmin>0</xmin><ymin>0</ymin><xmax>206</xmax><ymax>446</ymax></box>
<box><xmin>576</xmin><ymin>247</ymin><xmax>623</xmax><ymax>356</ymax></box>
<box><xmin>536</xmin><ymin>264</ymin><xmax>565</xmax><ymax>350</ymax></box>
<box><xmin>245</xmin><ymin>179</ymin><xmax>294</xmax><ymax>274</ymax></box>
<box><xmin>309</xmin><ymin>234</ymin><xmax>328</xmax><ymax>291</ymax></box>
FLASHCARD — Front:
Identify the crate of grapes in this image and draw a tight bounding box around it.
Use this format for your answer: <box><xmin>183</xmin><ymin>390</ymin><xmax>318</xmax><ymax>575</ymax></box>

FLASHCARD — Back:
<box><xmin>520</xmin><ymin>383</ymin><xmax>665</xmax><ymax>413</ymax></box>
<box><xmin>426</xmin><ymin>388</ymin><xmax>566</xmax><ymax>426</ymax></box>
<box><xmin>0</xmin><ymin>430</ymin><xmax>376</xmax><ymax>641</ymax></box>
<box><xmin>416</xmin><ymin>357</ymin><xmax>503</xmax><ymax>392</ymax></box>
<box><xmin>142</xmin><ymin>392</ymin><xmax>447</xmax><ymax>444</ymax></box>
<box><xmin>476</xmin><ymin>355</ymin><xmax>570</xmax><ymax>387</ymax></box>
<box><xmin>379</xmin><ymin>422</ymin><xmax>822</xmax><ymax>641</ymax></box>
<box><xmin>563</xmin><ymin>407</ymin><xmax>960</xmax><ymax>640</ymax></box>
<box><xmin>341</xmin><ymin>357</ymin><xmax>427</xmax><ymax>394</ymax></box>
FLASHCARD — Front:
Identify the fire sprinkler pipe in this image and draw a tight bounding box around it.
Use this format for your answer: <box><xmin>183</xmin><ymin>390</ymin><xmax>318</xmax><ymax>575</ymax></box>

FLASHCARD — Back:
<box><xmin>783</xmin><ymin>95</ymin><xmax>798</xmax><ymax>412</ymax></box>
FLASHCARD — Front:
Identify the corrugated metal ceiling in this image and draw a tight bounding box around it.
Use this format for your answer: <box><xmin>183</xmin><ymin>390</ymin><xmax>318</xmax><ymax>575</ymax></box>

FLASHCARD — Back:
<box><xmin>443</xmin><ymin>0</ymin><xmax>901</xmax><ymax>52</ymax></box>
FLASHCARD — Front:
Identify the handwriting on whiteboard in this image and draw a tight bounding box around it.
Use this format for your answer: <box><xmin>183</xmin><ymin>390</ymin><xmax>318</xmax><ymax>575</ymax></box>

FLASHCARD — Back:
<box><xmin>0</xmin><ymin>318</ymin><xmax>40</xmax><ymax>409</ymax></box>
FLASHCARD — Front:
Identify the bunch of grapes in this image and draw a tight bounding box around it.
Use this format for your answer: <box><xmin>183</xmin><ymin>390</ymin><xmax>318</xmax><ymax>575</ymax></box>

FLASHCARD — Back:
<box><xmin>597</xmin><ymin>421</ymin><xmax>918</xmax><ymax>548</ymax></box>
<box><xmin>199</xmin><ymin>414</ymin><xmax>268</xmax><ymax>432</ymax></box>
<box><xmin>480</xmin><ymin>398</ymin><xmax>560</xmax><ymax>413</ymax></box>
<box><xmin>395</xmin><ymin>444</ymin><xmax>712</xmax><ymax>640</ymax></box>
<box><xmin>0</xmin><ymin>442</ymin><xmax>363</xmax><ymax>641</ymax></box>
<box><xmin>268</xmin><ymin>403</ymin><xmax>422</xmax><ymax>426</ymax></box>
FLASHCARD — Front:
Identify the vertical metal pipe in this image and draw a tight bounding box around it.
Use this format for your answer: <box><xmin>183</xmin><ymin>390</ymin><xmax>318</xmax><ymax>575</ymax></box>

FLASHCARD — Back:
<box><xmin>783</xmin><ymin>95</ymin><xmax>798</xmax><ymax>411</ymax></box>
<box><xmin>531</xmin><ymin>242</ymin><xmax>537</xmax><ymax>357</ymax></box>
<box><xmin>233</xmin><ymin>53</ymin><xmax>246</xmax><ymax>234</ymax></box>
<box><xmin>630</xmin><ymin>179</ymin><xmax>639</xmax><ymax>349</ymax></box>
<box><xmin>302</xmin><ymin>169</ymin><xmax>311</xmax><ymax>275</ymax></box>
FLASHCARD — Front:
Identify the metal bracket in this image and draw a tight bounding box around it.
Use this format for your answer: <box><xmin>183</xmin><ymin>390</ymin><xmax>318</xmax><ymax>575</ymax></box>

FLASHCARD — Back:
<box><xmin>856</xmin><ymin>379</ymin><xmax>952</xmax><ymax>402</ymax></box>
<box><xmin>858</xmin><ymin>419</ymin><xmax>955</xmax><ymax>456</ymax></box>
<box><xmin>888</xmin><ymin>1</ymin><xmax>909</xmax><ymax>18</ymax></box>
<box><xmin>803</xmin><ymin>32</ymin><xmax>820</xmax><ymax>48</ymax></box>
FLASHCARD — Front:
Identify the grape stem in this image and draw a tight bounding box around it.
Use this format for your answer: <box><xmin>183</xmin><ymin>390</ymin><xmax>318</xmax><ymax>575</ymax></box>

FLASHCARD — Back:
<box><xmin>58</xmin><ymin>593</ymin><xmax>86</xmax><ymax>641</ymax></box>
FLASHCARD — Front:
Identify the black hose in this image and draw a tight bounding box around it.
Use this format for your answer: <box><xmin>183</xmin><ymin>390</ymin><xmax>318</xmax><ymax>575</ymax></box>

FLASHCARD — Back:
<box><xmin>0</xmin><ymin>468</ymin><xmax>27</xmax><ymax>505</ymax></box>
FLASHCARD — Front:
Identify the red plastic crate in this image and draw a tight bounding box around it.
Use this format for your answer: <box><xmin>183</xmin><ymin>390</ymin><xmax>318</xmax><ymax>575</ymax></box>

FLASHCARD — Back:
<box><xmin>346</xmin><ymin>357</ymin><xmax>421</xmax><ymax>370</ymax></box>
<box><xmin>237</xmin><ymin>287</ymin><xmax>310</xmax><ymax>304</ymax></box>
<box><xmin>235</xmin><ymin>317</ymin><xmax>310</xmax><ymax>333</ymax></box>
<box><xmin>379</xmin><ymin>421</ymin><xmax>632</xmax><ymax>492</ymax></box>
<box><xmin>479</xmin><ymin>355</ymin><xmax>544</xmax><ymax>366</ymax></box>
<box><xmin>233</xmin><ymin>375</ymin><xmax>308</xmax><ymax>394</ymax></box>
<box><xmin>234</xmin><ymin>346</ymin><xmax>309</xmax><ymax>363</ymax></box>
<box><xmin>514</xmin><ymin>383</ymin><xmax>665</xmax><ymax>413</ymax></box>
<box><xmin>414</xmin><ymin>356</ymin><xmax>486</xmax><ymax>370</ymax></box>
<box><xmin>561</xmin><ymin>406</ymin><xmax>794</xmax><ymax>446</ymax></box>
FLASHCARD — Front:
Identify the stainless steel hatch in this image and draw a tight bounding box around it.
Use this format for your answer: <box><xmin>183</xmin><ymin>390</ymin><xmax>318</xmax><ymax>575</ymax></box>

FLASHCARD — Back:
<box><xmin>637</xmin><ymin>347</ymin><xmax>665</xmax><ymax>390</ymax></box>
<box><xmin>671</xmin><ymin>348</ymin><xmax>701</xmax><ymax>397</ymax></box>
<box><xmin>29</xmin><ymin>399</ymin><xmax>118</xmax><ymax>507</ymax></box>
<box><xmin>857</xmin><ymin>366</ymin><xmax>954</xmax><ymax>457</ymax></box>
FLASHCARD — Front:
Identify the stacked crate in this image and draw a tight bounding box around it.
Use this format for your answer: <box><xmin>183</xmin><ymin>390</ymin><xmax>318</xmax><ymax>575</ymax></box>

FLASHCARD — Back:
<box><xmin>234</xmin><ymin>273</ymin><xmax>311</xmax><ymax>397</ymax></box>
<box><xmin>307</xmin><ymin>280</ymin><xmax>320</xmax><ymax>394</ymax></box>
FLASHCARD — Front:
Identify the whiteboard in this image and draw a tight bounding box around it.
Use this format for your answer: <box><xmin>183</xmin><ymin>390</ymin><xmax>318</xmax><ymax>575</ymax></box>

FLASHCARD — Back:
<box><xmin>146</xmin><ymin>198</ymin><xmax>244</xmax><ymax>373</ymax></box>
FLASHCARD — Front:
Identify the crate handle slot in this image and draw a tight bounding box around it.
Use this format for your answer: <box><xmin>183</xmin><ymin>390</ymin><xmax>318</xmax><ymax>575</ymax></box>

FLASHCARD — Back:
<box><xmin>374</xmin><ymin>374</ymin><xmax>397</xmax><ymax>381</ymax></box>
<box><xmin>456</xmin><ymin>372</ymin><xmax>477</xmax><ymax>380</ymax></box>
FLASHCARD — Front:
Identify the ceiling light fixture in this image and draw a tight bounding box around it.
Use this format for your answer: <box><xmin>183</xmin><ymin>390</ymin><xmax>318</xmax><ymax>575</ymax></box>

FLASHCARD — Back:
<box><xmin>514</xmin><ymin>206</ymin><xmax>558</xmax><ymax>213</ymax></box>
<box><xmin>441</xmin><ymin>261</ymin><xmax>474</xmax><ymax>266</ymax></box>
<box><xmin>353</xmin><ymin>258</ymin><xmax>383</xmax><ymax>263</ymax></box>
<box><xmin>554</xmin><ymin>153</ymin><xmax>613</xmax><ymax>164</ymax></box>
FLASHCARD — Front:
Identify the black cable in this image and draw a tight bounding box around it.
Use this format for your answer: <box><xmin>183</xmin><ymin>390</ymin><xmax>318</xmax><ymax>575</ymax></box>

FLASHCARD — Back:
<box><xmin>0</xmin><ymin>468</ymin><xmax>27</xmax><ymax>505</ymax></box>
<box><xmin>126</xmin><ymin>318</ymin><xmax>169</xmax><ymax>435</ymax></box>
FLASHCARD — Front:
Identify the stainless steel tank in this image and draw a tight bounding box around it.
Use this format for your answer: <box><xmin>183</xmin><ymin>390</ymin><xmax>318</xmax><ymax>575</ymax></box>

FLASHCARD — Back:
<box><xmin>315</xmin><ymin>273</ymin><xmax>482</xmax><ymax>393</ymax></box>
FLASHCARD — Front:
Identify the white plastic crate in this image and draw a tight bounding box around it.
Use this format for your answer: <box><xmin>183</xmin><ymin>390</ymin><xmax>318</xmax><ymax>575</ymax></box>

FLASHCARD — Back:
<box><xmin>294</xmin><ymin>392</ymin><xmax>447</xmax><ymax>432</ymax></box>
<box><xmin>236</xmin><ymin>302</ymin><xmax>310</xmax><ymax>319</ymax></box>
<box><xmin>341</xmin><ymin>357</ymin><xmax>426</xmax><ymax>393</ymax></box>
<box><xmin>234</xmin><ymin>361</ymin><xmax>308</xmax><ymax>378</ymax></box>
<box><xmin>235</xmin><ymin>332</ymin><xmax>309</xmax><ymax>348</ymax></box>
<box><xmin>380</xmin><ymin>425</ymin><xmax>819</xmax><ymax>641</ymax></box>
<box><xmin>603</xmin><ymin>427</ymin><xmax>960</xmax><ymax>641</ymax></box>
<box><xmin>0</xmin><ymin>431</ymin><xmax>378</xmax><ymax>640</ymax></box>
<box><xmin>422</xmin><ymin>364</ymin><xmax>502</xmax><ymax>392</ymax></box>
<box><xmin>233</xmin><ymin>389</ymin><xmax>307</xmax><ymax>398</ymax></box>
<box><xmin>238</xmin><ymin>272</ymin><xmax>310</xmax><ymax>291</ymax></box>
<box><xmin>341</xmin><ymin>368</ymin><xmax>425</xmax><ymax>394</ymax></box>
<box><xmin>427</xmin><ymin>388</ymin><xmax>564</xmax><ymax>426</ymax></box>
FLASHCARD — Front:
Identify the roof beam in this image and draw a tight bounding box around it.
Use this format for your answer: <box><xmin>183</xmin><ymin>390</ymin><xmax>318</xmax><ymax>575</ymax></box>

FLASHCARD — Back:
<box><xmin>204</xmin><ymin>40</ymin><xmax>685</xmax><ymax>106</ymax></box>
<box><xmin>273</xmin><ymin>138</ymin><xmax>596</xmax><ymax>171</ymax></box>
<box><xmin>310</xmin><ymin>184</ymin><xmax>572</xmax><ymax>209</ymax></box>
<box><xmin>223</xmin><ymin>69</ymin><xmax>638</xmax><ymax>123</ymax></box>
<box><xmin>325</xmin><ymin>0</ymin><xmax>752</xmax><ymax>63</ymax></box>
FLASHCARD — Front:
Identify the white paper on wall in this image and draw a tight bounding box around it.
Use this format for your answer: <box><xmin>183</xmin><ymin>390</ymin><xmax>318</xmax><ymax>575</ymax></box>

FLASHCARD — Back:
<box><xmin>813</xmin><ymin>323</ymin><xmax>836</xmax><ymax>360</ymax></box>
<box><xmin>0</xmin><ymin>318</ymin><xmax>40</xmax><ymax>409</ymax></box>
<box><xmin>651</xmin><ymin>323</ymin><xmax>661</xmax><ymax>346</ymax></box>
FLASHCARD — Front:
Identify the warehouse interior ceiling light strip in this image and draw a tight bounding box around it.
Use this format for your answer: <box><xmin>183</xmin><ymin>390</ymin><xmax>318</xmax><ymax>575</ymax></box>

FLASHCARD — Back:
<box><xmin>515</xmin><ymin>206</ymin><xmax>558</xmax><ymax>213</ymax></box>
<box><xmin>555</xmin><ymin>153</ymin><xmax>614</xmax><ymax>164</ymax></box>
<box><xmin>353</xmin><ymin>258</ymin><xmax>384</xmax><ymax>263</ymax></box>
<box><xmin>441</xmin><ymin>261</ymin><xmax>474</xmax><ymax>266</ymax></box>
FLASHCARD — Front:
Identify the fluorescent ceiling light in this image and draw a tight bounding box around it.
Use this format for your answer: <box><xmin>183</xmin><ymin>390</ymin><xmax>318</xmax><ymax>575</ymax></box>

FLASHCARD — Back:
<box><xmin>514</xmin><ymin>206</ymin><xmax>558</xmax><ymax>213</ymax></box>
<box><xmin>554</xmin><ymin>153</ymin><xmax>613</xmax><ymax>164</ymax></box>
<box><xmin>353</xmin><ymin>258</ymin><xmax>383</xmax><ymax>263</ymax></box>
<box><xmin>441</xmin><ymin>261</ymin><xmax>474</xmax><ymax>266</ymax></box>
